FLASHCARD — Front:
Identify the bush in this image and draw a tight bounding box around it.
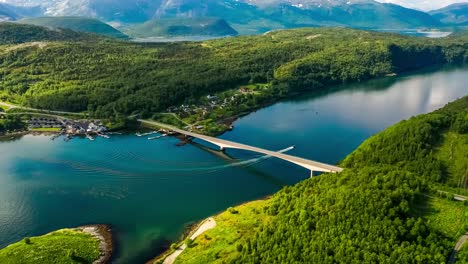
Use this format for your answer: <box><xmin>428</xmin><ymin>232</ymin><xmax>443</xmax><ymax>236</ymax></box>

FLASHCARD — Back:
<box><xmin>228</xmin><ymin>207</ymin><xmax>239</xmax><ymax>214</ymax></box>
<box><xmin>23</xmin><ymin>238</ymin><xmax>31</xmax><ymax>245</ymax></box>
<box><xmin>236</xmin><ymin>244</ymin><xmax>243</xmax><ymax>252</ymax></box>
<box><xmin>185</xmin><ymin>238</ymin><xmax>194</xmax><ymax>248</ymax></box>
<box><xmin>170</xmin><ymin>243</ymin><xmax>178</xmax><ymax>250</ymax></box>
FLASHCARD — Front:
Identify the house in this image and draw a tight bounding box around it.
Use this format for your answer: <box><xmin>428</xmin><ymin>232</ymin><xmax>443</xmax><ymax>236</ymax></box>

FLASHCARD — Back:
<box><xmin>87</xmin><ymin>122</ymin><xmax>99</xmax><ymax>132</ymax></box>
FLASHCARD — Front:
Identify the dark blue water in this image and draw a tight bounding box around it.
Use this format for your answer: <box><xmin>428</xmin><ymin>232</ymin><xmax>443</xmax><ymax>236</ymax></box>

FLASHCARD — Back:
<box><xmin>0</xmin><ymin>66</ymin><xmax>467</xmax><ymax>263</ymax></box>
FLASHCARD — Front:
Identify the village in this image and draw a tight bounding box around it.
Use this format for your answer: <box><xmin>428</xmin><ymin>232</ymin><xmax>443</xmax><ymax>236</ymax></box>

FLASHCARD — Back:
<box><xmin>164</xmin><ymin>86</ymin><xmax>262</xmax><ymax>133</ymax></box>
<box><xmin>27</xmin><ymin>116</ymin><xmax>109</xmax><ymax>141</ymax></box>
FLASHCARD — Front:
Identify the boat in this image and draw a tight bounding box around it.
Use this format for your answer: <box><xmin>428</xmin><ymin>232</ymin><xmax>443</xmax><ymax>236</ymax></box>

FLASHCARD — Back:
<box><xmin>137</xmin><ymin>131</ymin><xmax>158</xmax><ymax>137</ymax></box>
<box><xmin>86</xmin><ymin>134</ymin><xmax>95</xmax><ymax>141</ymax></box>
<box><xmin>148</xmin><ymin>135</ymin><xmax>162</xmax><ymax>140</ymax></box>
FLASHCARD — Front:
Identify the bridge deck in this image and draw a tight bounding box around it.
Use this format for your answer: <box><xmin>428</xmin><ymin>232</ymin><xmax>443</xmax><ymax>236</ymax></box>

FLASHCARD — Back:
<box><xmin>139</xmin><ymin>120</ymin><xmax>343</xmax><ymax>173</ymax></box>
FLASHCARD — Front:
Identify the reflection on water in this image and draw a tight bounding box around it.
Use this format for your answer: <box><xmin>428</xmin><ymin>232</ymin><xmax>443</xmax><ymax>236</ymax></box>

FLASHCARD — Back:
<box><xmin>0</xmin><ymin>66</ymin><xmax>467</xmax><ymax>263</ymax></box>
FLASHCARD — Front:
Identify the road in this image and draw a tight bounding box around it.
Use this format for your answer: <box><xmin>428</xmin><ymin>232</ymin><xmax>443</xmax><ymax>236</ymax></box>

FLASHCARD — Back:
<box><xmin>0</xmin><ymin>101</ymin><xmax>18</xmax><ymax>109</ymax></box>
<box><xmin>437</xmin><ymin>191</ymin><xmax>468</xmax><ymax>201</ymax></box>
<box><xmin>163</xmin><ymin>218</ymin><xmax>216</xmax><ymax>264</ymax></box>
<box><xmin>448</xmin><ymin>233</ymin><xmax>468</xmax><ymax>264</ymax></box>
<box><xmin>0</xmin><ymin>101</ymin><xmax>85</xmax><ymax>116</ymax></box>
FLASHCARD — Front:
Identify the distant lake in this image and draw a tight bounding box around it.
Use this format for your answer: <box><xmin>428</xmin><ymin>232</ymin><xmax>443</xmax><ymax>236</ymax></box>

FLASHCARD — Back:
<box><xmin>399</xmin><ymin>30</ymin><xmax>452</xmax><ymax>38</ymax></box>
<box><xmin>0</xmin><ymin>66</ymin><xmax>467</xmax><ymax>263</ymax></box>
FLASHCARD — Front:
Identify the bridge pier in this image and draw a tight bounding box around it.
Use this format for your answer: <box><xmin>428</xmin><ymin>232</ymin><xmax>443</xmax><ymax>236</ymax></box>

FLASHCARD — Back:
<box><xmin>310</xmin><ymin>170</ymin><xmax>314</xmax><ymax>178</ymax></box>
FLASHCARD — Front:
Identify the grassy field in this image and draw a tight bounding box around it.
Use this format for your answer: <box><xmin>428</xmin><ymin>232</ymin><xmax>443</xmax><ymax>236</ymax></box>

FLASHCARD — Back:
<box><xmin>0</xmin><ymin>229</ymin><xmax>100</xmax><ymax>264</ymax></box>
<box><xmin>413</xmin><ymin>195</ymin><xmax>468</xmax><ymax>240</ymax></box>
<box><xmin>457</xmin><ymin>242</ymin><xmax>468</xmax><ymax>264</ymax></box>
<box><xmin>174</xmin><ymin>199</ymin><xmax>272</xmax><ymax>264</ymax></box>
<box><xmin>436</xmin><ymin>132</ymin><xmax>468</xmax><ymax>196</ymax></box>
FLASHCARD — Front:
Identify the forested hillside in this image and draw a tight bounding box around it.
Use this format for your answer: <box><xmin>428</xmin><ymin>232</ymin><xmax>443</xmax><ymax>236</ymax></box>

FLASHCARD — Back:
<box><xmin>19</xmin><ymin>17</ymin><xmax>128</xmax><ymax>39</ymax></box>
<box><xmin>126</xmin><ymin>18</ymin><xmax>238</xmax><ymax>37</ymax></box>
<box><xmin>0</xmin><ymin>26</ymin><xmax>467</xmax><ymax>119</ymax></box>
<box><xmin>0</xmin><ymin>23</ymin><xmax>98</xmax><ymax>44</ymax></box>
<box><xmin>342</xmin><ymin>97</ymin><xmax>468</xmax><ymax>193</ymax></box>
<box><xmin>171</xmin><ymin>96</ymin><xmax>468</xmax><ymax>264</ymax></box>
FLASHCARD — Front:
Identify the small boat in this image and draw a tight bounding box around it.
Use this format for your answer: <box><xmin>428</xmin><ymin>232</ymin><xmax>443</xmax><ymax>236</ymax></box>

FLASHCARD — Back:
<box><xmin>86</xmin><ymin>134</ymin><xmax>95</xmax><ymax>141</ymax></box>
<box><xmin>98</xmin><ymin>133</ymin><xmax>110</xmax><ymax>139</ymax></box>
<box><xmin>148</xmin><ymin>135</ymin><xmax>162</xmax><ymax>140</ymax></box>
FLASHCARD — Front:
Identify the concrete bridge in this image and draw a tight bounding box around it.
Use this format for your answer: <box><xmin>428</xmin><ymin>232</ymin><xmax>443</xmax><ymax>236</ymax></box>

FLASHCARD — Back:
<box><xmin>139</xmin><ymin>120</ymin><xmax>343</xmax><ymax>176</ymax></box>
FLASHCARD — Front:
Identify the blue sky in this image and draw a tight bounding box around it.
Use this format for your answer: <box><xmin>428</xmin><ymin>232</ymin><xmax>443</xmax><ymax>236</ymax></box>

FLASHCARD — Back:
<box><xmin>377</xmin><ymin>0</ymin><xmax>467</xmax><ymax>11</ymax></box>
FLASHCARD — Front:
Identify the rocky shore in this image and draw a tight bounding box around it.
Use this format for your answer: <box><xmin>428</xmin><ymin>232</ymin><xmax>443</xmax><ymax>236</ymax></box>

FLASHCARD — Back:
<box><xmin>80</xmin><ymin>225</ymin><xmax>113</xmax><ymax>264</ymax></box>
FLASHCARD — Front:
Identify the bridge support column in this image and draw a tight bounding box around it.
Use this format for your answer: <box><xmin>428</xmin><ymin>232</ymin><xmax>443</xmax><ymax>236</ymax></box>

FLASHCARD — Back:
<box><xmin>310</xmin><ymin>170</ymin><xmax>314</xmax><ymax>178</ymax></box>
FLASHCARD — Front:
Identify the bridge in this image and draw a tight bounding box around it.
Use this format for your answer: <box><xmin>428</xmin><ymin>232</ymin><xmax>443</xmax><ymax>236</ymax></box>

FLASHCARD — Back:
<box><xmin>139</xmin><ymin>120</ymin><xmax>343</xmax><ymax>176</ymax></box>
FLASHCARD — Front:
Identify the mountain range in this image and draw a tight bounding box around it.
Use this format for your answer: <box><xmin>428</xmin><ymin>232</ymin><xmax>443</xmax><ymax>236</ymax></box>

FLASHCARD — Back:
<box><xmin>0</xmin><ymin>0</ymin><xmax>466</xmax><ymax>37</ymax></box>
<box><xmin>430</xmin><ymin>3</ymin><xmax>468</xmax><ymax>26</ymax></box>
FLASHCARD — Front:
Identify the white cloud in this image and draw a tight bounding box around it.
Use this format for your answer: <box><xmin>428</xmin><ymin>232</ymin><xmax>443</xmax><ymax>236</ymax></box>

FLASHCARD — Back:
<box><xmin>376</xmin><ymin>0</ymin><xmax>468</xmax><ymax>11</ymax></box>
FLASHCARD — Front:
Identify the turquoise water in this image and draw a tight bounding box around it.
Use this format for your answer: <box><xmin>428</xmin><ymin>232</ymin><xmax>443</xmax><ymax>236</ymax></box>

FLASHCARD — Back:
<box><xmin>0</xmin><ymin>66</ymin><xmax>467</xmax><ymax>263</ymax></box>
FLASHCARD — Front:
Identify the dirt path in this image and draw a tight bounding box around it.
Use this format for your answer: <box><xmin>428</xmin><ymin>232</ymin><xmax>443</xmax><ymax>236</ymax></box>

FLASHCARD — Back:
<box><xmin>448</xmin><ymin>233</ymin><xmax>468</xmax><ymax>264</ymax></box>
<box><xmin>163</xmin><ymin>218</ymin><xmax>216</xmax><ymax>264</ymax></box>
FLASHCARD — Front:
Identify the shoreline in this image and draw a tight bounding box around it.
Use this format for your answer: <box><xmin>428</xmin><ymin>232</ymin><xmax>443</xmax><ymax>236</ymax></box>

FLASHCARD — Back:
<box><xmin>80</xmin><ymin>224</ymin><xmax>113</xmax><ymax>264</ymax></box>
<box><xmin>147</xmin><ymin>196</ymin><xmax>272</xmax><ymax>264</ymax></box>
<box><xmin>146</xmin><ymin>218</ymin><xmax>217</xmax><ymax>264</ymax></box>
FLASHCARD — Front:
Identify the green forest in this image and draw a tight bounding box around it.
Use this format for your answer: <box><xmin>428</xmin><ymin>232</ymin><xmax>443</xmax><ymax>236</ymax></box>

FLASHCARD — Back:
<box><xmin>0</xmin><ymin>115</ymin><xmax>25</xmax><ymax>134</ymax></box>
<box><xmin>173</xmin><ymin>96</ymin><xmax>468</xmax><ymax>264</ymax></box>
<box><xmin>0</xmin><ymin>24</ymin><xmax>467</xmax><ymax>121</ymax></box>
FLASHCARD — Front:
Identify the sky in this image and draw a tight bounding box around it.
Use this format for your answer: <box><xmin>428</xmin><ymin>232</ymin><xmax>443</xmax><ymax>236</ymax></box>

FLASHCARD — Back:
<box><xmin>376</xmin><ymin>0</ymin><xmax>468</xmax><ymax>11</ymax></box>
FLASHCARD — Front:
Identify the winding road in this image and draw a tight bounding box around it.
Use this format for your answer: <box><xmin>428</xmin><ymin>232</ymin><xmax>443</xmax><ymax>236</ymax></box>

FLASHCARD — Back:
<box><xmin>449</xmin><ymin>234</ymin><xmax>468</xmax><ymax>264</ymax></box>
<box><xmin>163</xmin><ymin>218</ymin><xmax>217</xmax><ymax>264</ymax></box>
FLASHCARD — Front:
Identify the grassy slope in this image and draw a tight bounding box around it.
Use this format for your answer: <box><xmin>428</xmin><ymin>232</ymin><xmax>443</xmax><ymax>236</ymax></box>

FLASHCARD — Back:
<box><xmin>172</xmin><ymin>97</ymin><xmax>468</xmax><ymax>263</ymax></box>
<box><xmin>436</xmin><ymin>132</ymin><xmax>468</xmax><ymax>196</ymax></box>
<box><xmin>412</xmin><ymin>195</ymin><xmax>467</xmax><ymax>240</ymax></box>
<box><xmin>458</xmin><ymin>243</ymin><xmax>468</xmax><ymax>263</ymax></box>
<box><xmin>174</xmin><ymin>200</ymin><xmax>272</xmax><ymax>264</ymax></box>
<box><xmin>0</xmin><ymin>229</ymin><xmax>100</xmax><ymax>264</ymax></box>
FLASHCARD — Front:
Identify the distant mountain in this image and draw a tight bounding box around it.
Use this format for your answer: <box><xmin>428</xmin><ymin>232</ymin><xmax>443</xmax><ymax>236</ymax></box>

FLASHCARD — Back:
<box><xmin>0</xmin><ymin>22</ymin><xmax>96</xmax><ymax>44</ymax></box>
<box><xmin>0</xmin><ymin>3</ymin><xmax>41</xmax><ymax>22</ymax></box>
<box><xmin>430</xmin><ymin>3</ymin><xmax>468</xmax><ymax>26</ymax></box>
<box><xmin>1</xmin><ymin>0</ymin><xmax>443</xmax><ymax>35</ymax></box>
<box><xmin>19</xmin><ymin>16</ymin><xmax>128</xmax><ymax>39</ymax></box>
<box><xmin>0</xmin><ymin>4</ymin><xmax>18</xmax><ymax>21</ymax></box>
<box><xmin>150</xmin><ymin>0</ymin><xmax>441</xmax><ymax>33</ymax></box>
<box><xmin>126</xmin><ymin>18</ymin><xmax>238</xmax><ymax>38</ymax></box>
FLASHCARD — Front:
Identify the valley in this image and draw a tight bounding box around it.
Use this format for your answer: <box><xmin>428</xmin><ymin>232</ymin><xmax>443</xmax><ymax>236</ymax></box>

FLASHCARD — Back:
<box><xmin>0</xmin><ymin>2</ymin><xmax>466</xmax><ymax>263</ymax></box>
